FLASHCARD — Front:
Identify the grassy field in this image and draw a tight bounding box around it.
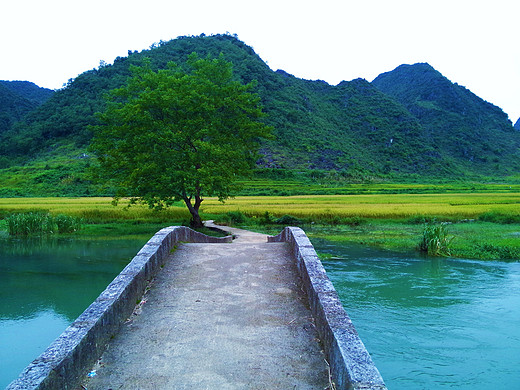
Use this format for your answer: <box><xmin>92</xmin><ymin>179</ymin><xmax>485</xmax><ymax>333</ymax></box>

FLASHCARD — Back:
<box><xmin>0</xmin><ymin>197</ymin><xmax>190</xmax><ymax>221</ymax></box>
<box><xmin>2</xmin><ymin>151</ymin><xmax>520</xmax><ymax>198</ymax></box>
<box><xmin>0</xmin><ymin>193</ymin><xmax>519</xmax><ymax>260</ymax></box>
<box><xmin>299</xmin><ymin>220</ymin><xmax>520</xmax><ymax>260</ymax></box>
<box><xmin>2</xmin><ymin>193</ymin><xmax>519</xmax><ymax>221</ymax></box>
<box><xmin>236</xmin><ymin>178</ymin><xmax>520</xmax><ymax>196</ymax></box>
<box><xmin>200</xmin><ymin>193</ymin><xmax>520</xmax><ymax>220</ymax></box>
<box><xmin>200</xmin><ymin>193</ymin><xmax>520</xmax><ymax>260</ymax></box>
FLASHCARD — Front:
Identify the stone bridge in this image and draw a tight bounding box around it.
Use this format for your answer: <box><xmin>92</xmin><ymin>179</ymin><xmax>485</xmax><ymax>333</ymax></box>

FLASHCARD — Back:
<box><xmin>7</xmin><ymin>224</ymin><xmax>386</xmax><ymax>390</ymax></box>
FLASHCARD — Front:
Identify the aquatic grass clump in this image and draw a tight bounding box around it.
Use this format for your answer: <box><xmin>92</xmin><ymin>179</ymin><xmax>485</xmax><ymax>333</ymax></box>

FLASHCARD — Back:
<box><xmin>419</xmin><ymin>221</ymin><xmax>454</xmax><ymax>256</ymax></box>
<box><xmin>6</xmin><ymin>212</ymin><xmax>54</xmax><ymax>236</ymax></box>
<box><xmin>5</xmin><ymin>212</ymin><xmax>83</xmax><ymax>236</ymax></box>
<box><xmin>53</xmin><ymin>214</ymin><xmax>84</xmax><ymax>233</ymax></box>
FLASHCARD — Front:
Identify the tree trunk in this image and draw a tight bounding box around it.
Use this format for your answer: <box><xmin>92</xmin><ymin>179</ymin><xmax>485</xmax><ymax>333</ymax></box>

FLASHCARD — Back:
<box><xmin>189</xmin><ymin>209</ymin><xmax>203</xmax><ymax>229</ymax></box>
<box><xmin>183</xmin><ymin>195</ymin><xmax>204</xmax><ymax>229</ymax></box>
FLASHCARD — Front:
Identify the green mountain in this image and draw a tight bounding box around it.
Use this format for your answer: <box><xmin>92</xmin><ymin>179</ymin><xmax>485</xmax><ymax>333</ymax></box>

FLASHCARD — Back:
<box><xmin>372</xmin><ymin>63</ymin><xmax>518</xmax><ymax>173</ymax></box>
<box><xmin>0</xmin><ymin>35</ymin><xmax>438</xmax><ymax>176</ymax></box>
<box><xmin>515</xmin><ymin>118</ymin><xmax>520</xmax><ymax>130</ymax></box>
<box><xmin>0</xmin><ymin>81</ymin><xmax>54</xmax><ymax>105</ymax></box>
<box><xmin>0</xmin><ymin>34</ymin><xmax>518</xmax><ymax>196</ymax></box>
<box><xmin>0</xmin><ymin>81</ymin><xmax>53</xmax><ymax>134</ymax></box>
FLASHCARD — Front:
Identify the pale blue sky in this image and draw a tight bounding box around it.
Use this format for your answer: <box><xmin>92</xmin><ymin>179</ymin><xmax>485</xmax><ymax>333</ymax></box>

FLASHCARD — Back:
<box><xmin>2</xmin><ymin>0</ymin><xmax>518</xmax><ymax>122</ymax></box>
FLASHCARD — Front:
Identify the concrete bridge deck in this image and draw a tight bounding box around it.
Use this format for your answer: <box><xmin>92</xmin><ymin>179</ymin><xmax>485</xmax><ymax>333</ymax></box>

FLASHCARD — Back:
<box><xmin>83</xmin><ymin>226</ymin><xmax>331</xmax><ymax>389</ymax></box>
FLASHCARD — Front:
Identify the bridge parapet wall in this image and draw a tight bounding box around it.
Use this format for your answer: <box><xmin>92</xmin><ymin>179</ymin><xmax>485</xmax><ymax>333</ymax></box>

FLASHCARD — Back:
<box><xmin>7</xmin><ymin>227</ymin><xmax>232</xmax><ymax>390</ymax></box>
<box><xmin>269</xmin><ymin>227</ymin><xmax>387</xmax><ymax>390</ymax></box>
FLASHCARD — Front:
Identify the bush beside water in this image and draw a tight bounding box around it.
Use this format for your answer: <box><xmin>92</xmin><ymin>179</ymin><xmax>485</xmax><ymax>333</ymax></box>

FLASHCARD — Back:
<box><xmin>419</xmin><ymin>221</ymin><xmax>454</xmax><ymax>256</ymax></box>
<box><xmin>6</xmin><ymin>212</ymin><xmax>83</xmax><ymax>236</ymax></box>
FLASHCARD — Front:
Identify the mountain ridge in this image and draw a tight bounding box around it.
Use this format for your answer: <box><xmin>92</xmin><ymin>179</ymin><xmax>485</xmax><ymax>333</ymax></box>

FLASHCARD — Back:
<box><xmin>0</xmin><ymin>34</ymin><xmax>518</xmax><ymax>186</ymax></box>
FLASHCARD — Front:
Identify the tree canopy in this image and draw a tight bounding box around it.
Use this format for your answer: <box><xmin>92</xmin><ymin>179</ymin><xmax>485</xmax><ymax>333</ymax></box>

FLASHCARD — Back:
<box><xmin>90</xmin><ymin>53</ymin><xmax>272</xmax><ymax>227</ymax></box>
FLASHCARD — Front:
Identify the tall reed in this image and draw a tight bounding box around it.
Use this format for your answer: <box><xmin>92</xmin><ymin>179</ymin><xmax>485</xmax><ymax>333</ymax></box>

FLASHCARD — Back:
<box><xmin>419</xmin><ymin>221</ymin><xmax>454</xmax><ymax>256</ymax></box>
<box><xmin>53</xmin><ymin>214</ymin><xmax>83</xmax><ymax>233</ymax></box>
<box><xmin>5</xmin><ymin>212</ymin><xmax>83</xmax><ymax>236</ymax></box>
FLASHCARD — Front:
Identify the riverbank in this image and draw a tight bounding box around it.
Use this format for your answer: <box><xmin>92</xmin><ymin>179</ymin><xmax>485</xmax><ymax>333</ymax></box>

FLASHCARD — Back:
<box><xmin>304</xmin><ymin>220</ymin><xmax>520</xmax><ymax>260</ymax></box>
<box><xmin>1</xmin><ymin>195</ymin><xmax>519</xmax><ymax>261</ymax></box>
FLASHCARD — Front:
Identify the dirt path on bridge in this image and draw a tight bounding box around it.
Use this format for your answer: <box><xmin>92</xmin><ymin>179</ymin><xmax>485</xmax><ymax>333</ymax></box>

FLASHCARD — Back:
<box><xmin>82</xmin><ymin>225</ymin><xmax>330</xmax><ymax>389</ymax></box>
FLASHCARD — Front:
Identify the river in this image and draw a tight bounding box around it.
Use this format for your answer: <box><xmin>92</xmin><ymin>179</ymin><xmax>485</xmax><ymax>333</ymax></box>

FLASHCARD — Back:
<box><xmin>0</xmin><ymin>236</ymin><xmax>148</xmax><ymax>388</ymax></box>
<box><xmin>313</xmin><ymin>239</ymin><xmax>520</xmax><ymax>389</ymax></box>
<box><xmin>2</xmin><ymin>236</ymin><xmax>519</xmax><ymax>389</ymax></box>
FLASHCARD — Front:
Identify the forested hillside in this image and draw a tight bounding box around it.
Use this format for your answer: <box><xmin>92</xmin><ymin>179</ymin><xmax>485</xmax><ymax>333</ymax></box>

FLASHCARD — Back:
<box><xmin>515</xmin><ymin>118</ymin><xmax>520</xmax><ymax>130</ymax></box>
<box><xmin>372</xmin><ymin>63</ymin><xmax>519</xmax><ymax>173</ymax></box>
<box><xmin>0</xmin><ymin>34</ymin><xmax>518</xmax><ymax>193</ymax></box>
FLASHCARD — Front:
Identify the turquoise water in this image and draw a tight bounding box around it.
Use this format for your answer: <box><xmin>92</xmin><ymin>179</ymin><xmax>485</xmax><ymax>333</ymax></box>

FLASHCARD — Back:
<box><xmin>313</xmin><ymin>240</ymin><xmax>520</xmax><ymax>390</ymax></box>
<box><xmin>0</xmin><ymin>236</ymin><xmax>149</xmax><ymax>388</ymax></box>
<box><xmin>3</xmin><ymin>235</ymin><xmax>519</xmax><ymax>389</ymax></box>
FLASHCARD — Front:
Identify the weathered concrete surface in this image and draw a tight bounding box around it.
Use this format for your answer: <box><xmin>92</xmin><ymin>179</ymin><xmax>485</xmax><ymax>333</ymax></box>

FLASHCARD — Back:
<box><xmin>83</xmin><ymin>226</ymin><xmax>330</xmax><ymax>389</ymax></box>
<box><xmin>269</xmin><ymin>227</ymin><xmax>387</xmax><ymax>390</ymax></box>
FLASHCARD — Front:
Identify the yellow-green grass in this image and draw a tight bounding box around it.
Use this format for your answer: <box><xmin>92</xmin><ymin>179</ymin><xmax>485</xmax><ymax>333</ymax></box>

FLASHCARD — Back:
<box><xmin>1</xmin><ymin>193</ymin><xmax>520</xmax><ymax>221</ymax></box>
<box><xmin>0</xmin><ymin>197</ymin><xmax>190</xmax><ymax>222</ymax></box>
<box><xmin>200</xmin><ymin>193</ymin><xmax>520</xmax><ymax>220</ymax></box>
<box><xmin>307</xmin><ymin>220</ymin><xmax>520</xmax><ymax>260</ymax></box>
<box><xmin>237</xmin><ymin>179</ymin><xmax>520</xmax><ymax>194</ymax></box>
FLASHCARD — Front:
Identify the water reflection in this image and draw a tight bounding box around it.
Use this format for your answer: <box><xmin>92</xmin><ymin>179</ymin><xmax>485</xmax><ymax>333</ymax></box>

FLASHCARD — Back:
<box><xmin>0</xmin><ymin>236</ymin><xmax>149</xmax><ymax>388</ymax></box>
<box><xmin>313</xmin><ymin>239</ymin><xmax>520</xmax><ymax>390</ymax></box>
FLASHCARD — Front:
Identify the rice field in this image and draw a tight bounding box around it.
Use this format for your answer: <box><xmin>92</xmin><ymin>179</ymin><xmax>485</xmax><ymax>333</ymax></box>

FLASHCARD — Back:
<box><xmin>0</xmin><ymin>197</ymin><xmax>190</xmax><ymax>222</ymax></box>
<box><xmin>1</xmin><ymin>193</ymin><xmax>520</xmax><ymax>221</ymax></box>
<box><xmin>200</xmin><ymin>193</ymin><xmax>520</xmax><ymax>220</ymax></box>
<box><xmin>237</xmin><ymin>179</ymin><xmax>520</xmax><ymax>195</ymax></box>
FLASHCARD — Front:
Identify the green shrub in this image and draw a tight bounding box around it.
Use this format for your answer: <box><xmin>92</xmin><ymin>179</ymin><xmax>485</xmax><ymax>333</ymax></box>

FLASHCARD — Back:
<box><xmin>226</xmin><ymin>211</ymin><xmax>247</xmax><ymax>224</ymax></box>
<box><xmin>328</xmin><ymin>216</ymin><xmax>366</xmax><ymax>226</ymax></box>
<box><xmin>419</xmin><ymin>221</ymin><xmax>454</xmax><ymax>256</ymax></box>
<box><xmin>274</xmin><ymin>214</ymin><xmax>303</xmax><ymax>226</ymax></box>
<box><xmin>407</xmin><ymin>215</ymin><xmax>436</xmax><ymax>224</ymax></box>
<box><xmin>260</xmin><ymin>211</ymin><xmax>275</xmax><ymax>225</ymax></box>
<box><xmin>215</xmin><ymin>211</ymin><xmax>249</xmax><ymax>226</ymax></box>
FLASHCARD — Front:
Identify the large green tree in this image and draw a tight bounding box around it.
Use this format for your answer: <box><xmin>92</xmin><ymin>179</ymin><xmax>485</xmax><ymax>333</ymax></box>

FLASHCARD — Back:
<box><xmin>90</xmin><ymin>54</ymin><xmax>272</xmax><ymax>227</ymax></box>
